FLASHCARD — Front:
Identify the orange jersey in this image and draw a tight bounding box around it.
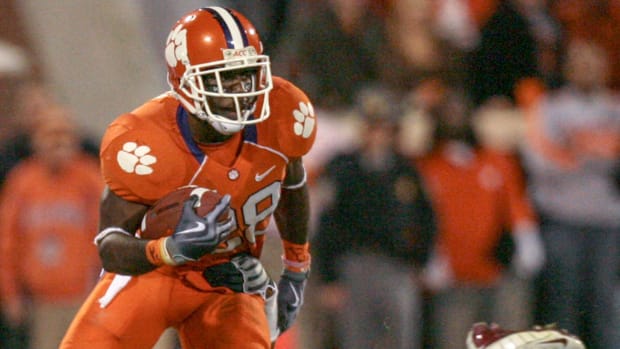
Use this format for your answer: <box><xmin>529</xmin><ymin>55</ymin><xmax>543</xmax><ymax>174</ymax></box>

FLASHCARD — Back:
<box><xmin>416</xmin><ymin>144</ymin><xmax>537</xmax><ymax>284</ymax></box>
<box><xmin>99</xmin><ymin>76</ymin><xmax>316</xmax><ymax>269</ymax></box>
<box><xmin>0</xmin><ymin>154</ymin><xmax>103</xmax><ymax>302</ymax></box>
<box><xmin>61</xmin><ymin>77</ymin><xmax>316</xmax><ymax>349</ymax></box>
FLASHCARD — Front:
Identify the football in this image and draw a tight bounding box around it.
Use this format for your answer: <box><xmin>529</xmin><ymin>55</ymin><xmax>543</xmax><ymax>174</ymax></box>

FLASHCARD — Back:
<box><xmin>139</xmin><ymin>185</ymin><xmax>230</xmax><ymax>240</ymax></box>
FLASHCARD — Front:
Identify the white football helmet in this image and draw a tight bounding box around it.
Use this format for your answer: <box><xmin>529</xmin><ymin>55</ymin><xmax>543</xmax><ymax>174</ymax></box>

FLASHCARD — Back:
<box><xmin>165</xmin><ymin>7</ymin><xmax>273</xmax><ymax>135</ymax></box>
<box><xmin>466</xmin><ymin>322</ymin><xmax>586</xmax><ymax>349</ymax></box>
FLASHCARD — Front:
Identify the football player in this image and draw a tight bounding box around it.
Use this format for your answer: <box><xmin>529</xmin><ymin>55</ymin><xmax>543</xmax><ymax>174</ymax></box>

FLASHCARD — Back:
<box><xmin>466</xmin><ymin>322</ymin><xmax>586</xmax><ymax>349</ymax></box>
<box><xmin>60</xmin><ymin>7</ymin><xmax>316</xmax><ymax>349</ymax></box>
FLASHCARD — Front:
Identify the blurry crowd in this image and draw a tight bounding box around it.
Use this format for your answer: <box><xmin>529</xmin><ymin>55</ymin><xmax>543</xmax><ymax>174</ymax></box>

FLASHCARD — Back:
<box><xmin>0</xmin><ymin>0</ymin><xmax>619</xmax><ymax>349</ymax></box>
<box><xmin>278</xmin><ymin>1</ymin><xmax>620</xmax><ymax>349</ymax></box>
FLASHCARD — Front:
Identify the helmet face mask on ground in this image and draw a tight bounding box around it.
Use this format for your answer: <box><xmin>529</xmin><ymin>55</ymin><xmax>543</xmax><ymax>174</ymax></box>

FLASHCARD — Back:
<box><xmin>466</xmin><ymin>322</ymin><xmax>586</xmax><ymax>349</ymax></box>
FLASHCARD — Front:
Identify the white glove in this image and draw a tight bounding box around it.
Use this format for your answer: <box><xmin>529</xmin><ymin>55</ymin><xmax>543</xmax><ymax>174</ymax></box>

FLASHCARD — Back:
<box><xmin>422</xmin><ymin>251</ymin><xmax>454</xmax><ymax>291</ymax></box>
<box><xmin>511</xmin><ymin>226</ymin><xmax>546</xmax><ymax>279</ymax></box>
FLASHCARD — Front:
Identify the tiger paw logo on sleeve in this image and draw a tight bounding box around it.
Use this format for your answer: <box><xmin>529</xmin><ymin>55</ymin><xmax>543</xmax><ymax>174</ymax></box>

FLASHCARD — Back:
<box><xmin>293</xmin><ymin>102</ymin><xmax>315</xmax><ymax>139</ymax></box>
<box><xmin>117</xmin><ymin>142</ymin><xmax>157</xmax><ymax>175</ymax></box>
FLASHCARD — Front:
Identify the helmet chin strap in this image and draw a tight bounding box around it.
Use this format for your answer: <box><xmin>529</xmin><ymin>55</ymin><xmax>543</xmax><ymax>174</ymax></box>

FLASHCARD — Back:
<box><xmin>196</xmin><ymin>110</ymin><xmax>245</xmax><ymax>135</ymax></box>
<box><xmin>209</xmin><ymin>118</ymin><xmax>244</xmax><ymax>135</ymax></box>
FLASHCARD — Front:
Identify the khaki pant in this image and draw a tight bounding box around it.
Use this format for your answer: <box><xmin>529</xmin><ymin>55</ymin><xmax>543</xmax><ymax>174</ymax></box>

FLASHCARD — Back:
<box><xmin>31</xmin><ymin>301</ymin><xmax>82</xmax><ymax>349</ymax></box>
<box><xmin>429</xmin><ymin>273</ymin><xmax>533</xmax><ymax>349</ymax></box>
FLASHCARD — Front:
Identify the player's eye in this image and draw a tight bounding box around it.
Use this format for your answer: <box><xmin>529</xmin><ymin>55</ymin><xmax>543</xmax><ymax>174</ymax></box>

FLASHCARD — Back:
<box><xmin>201</xmin><ymin>69</ymin><xmax>257</xmax><ymax>94</ymax></box>
<box><xmin>202</xmin><ymin>75</ymin><xmax>219</xmax><ymax>92</ymax></box>
<box><xmin>237</xmin><ymin>76</ymin><xmax>255</xmax><ymax>93</ymax></box>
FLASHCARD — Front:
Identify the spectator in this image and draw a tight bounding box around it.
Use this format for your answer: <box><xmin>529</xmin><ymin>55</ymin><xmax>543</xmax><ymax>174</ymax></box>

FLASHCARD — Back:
<box><xmin>0</xmin><ymin>81</ymin><xmax>99</xmax><ymax>187</ymax></box>
<box><xmin>465</xmin><ymin>0</ymin><xmax>539</xmax><ymax>107</ymax></box>
<box><xmin>511</xmin><ymin>0</ymin><xmax>564</xmax><ymax>89</ymax></box>
<box><xmin>414</xmin><ymin>82</ymin><xmax>545</xmax><ymax>349</ymax></box>
<box><xmin>0</xmin><ymin>104</ymin><xmax>103</xmax><ymax>349</ymax></box>
<box><xmin>550</xmin><ymin>0</ymin><xmax>620</xmax><ymax>90</ymax></box>
<box><xmin>312</xmin><ymin>85</ymin><xmax>436</xmax><ymax>349</ymax></box>
<box><xmin>378</xmin><ymin>0</ymin><xmax>467</xmax><ymax>95</ymax></box>
<box><xmin>0</xmin><ymin>81</ymin><xmax>98</xmax><ymax>349</ymax></box>
<box><xmin>0</xmin><ymin>36</ymin><xmax>32</xmax><ymax>349</ymax></box>
<box><xmin>520</xmin><ymin>38</ymin><xmax>620</xmax><ymax>349</ymax></box>
<box><xmin>281</xmin><ymin>0</ymin><xmax>386</xmax><ymax>110</ymax></box>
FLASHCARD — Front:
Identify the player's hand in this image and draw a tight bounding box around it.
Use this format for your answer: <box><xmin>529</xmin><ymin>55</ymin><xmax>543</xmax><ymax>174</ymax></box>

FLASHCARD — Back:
<box><xmin>165</xmin><ymin>194</ymin><xmax>234</xmax><ymax>265</ymax></box>
<box><xmin>512</xmin><ymin>231</ymin><xmax>545</xmax><ymax>279</ymax></box>
<box><xmin>203</xmin><ymin>254</ymin><xmax>273</xmax><ymax>297</ymax></box>
<box><xmin>204</xmin><ymin>254</ymin><xmax>281</xmax><ymax>341</ymax></box>
<box><xmin>421</xmin><ymin>252</ymin><xmax>454</xmax><ymax>292</ymax></box>
<box><xmin>277</xmin><ymin>269</ymin><xmax>308</xmax><ymax>333</ymax></box>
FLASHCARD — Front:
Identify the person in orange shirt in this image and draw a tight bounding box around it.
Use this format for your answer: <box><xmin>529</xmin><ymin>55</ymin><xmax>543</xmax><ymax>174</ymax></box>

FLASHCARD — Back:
<box><xmin>0</xmin><ymin>104</ymin><xmax>103</xmax><ymax>349</ymax></box>
<box><xmin>60</xmin><ymin>7</ymin><xmax>316</xmax><ymax>349</ymax></box>
<box><xmin>414</xmin><ymin>83</ymin><xmax>545</xmax><ymax>349</ymax></box>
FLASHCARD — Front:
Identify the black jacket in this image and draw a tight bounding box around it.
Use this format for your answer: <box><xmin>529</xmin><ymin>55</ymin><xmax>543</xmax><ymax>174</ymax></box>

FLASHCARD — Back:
<box><xmin>313</xmin><ymin>151</ymin><xmax>436</xmax><ymax>283</ymax></box>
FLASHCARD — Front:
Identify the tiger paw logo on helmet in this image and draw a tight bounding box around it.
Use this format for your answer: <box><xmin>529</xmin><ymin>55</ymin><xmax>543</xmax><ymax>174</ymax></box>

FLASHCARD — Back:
<box><xmin>293</xmin><ymin>102</ymin><xmax>315</xmax><ymax>139</ymax></box>
<box><xmin>165</xmin><ymin>24</ymin><xmax>188</xmax><ymax>68</ymax></box>
<box><xmin>117</xmin><ymin>142</ymin><xmax>157</xmax><ymax>175</ymax></box>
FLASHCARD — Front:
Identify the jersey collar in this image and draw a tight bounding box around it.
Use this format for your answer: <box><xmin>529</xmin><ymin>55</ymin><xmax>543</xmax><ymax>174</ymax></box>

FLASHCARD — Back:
<box><xmin>176</xmin><ymin>106</ymin><xmax>258</xmax><ymax>164</ymax></box>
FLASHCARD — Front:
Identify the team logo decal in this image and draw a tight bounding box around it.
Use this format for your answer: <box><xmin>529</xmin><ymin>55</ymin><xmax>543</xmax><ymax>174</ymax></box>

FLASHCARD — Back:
<box><xmin>117</xmin><ymin>142</ymin><xmax>157</xmax><ymax>175</ymax></box>
<box><xmin>292</xmin><ymin>102</ymin><xmax>315</xmax><ymax>139</ymax></box>
<box><xmin>165</xmin><ymin>24</ymin><xmax>188</xmax><ymax>68</ymax></box>
<box><xmin>223</xmin><ymin>46</ymin><xmax>257</xmax><ymax>61</ymax></box>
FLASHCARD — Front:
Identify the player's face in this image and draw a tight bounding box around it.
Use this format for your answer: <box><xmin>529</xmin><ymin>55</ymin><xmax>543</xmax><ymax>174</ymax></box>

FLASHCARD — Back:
<box><xmin>202</xmin><ymin>68</ymin><xmax>258</xmax><ymax>121</ymax></box>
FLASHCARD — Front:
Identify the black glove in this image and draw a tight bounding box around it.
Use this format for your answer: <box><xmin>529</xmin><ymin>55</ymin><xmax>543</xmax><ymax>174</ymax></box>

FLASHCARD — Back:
<box><xmin>165</xmin><ymin>194</ymin><xmax>234</xmax><ymax>265</ymax></box>
<box><xmin>203</xmin><ymin>254</ymin><xmax>272</xmax><ymax>297</ymax></box>
<box><xmin>277</xmin><ymin>269</ymin><xmax>308</xmax><ymax>333</ymax></box>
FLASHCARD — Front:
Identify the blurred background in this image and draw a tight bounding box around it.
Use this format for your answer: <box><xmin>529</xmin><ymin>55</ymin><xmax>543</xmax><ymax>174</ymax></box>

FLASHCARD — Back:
<box><xmin>0</xmin><ymin>0</ymin><xmax>619</xmax><ymax>348</ymax></box>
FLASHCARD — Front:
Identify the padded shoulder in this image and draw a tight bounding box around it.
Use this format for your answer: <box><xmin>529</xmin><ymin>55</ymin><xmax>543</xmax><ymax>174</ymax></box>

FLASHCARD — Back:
<box><xmin>256</xmin><ymin>76</ymin><xmax>317</xmax><ymax>158</ymax></box>
<box><xmin>100</xmin><ymin>98</ymin><xmax>190</xmax><ymax>204</ymax></box>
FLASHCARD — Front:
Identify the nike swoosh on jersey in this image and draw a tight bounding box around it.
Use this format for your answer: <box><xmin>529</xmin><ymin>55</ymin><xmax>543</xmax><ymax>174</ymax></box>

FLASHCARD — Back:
<box><xmin>255</xmin><ymin>165</ymin><xmax>276</xmax><ymax>182</ymax></box>
<box><xmin>177</xmin><ymin>222</ymin><xmax>206</xmax><ymax>235</ymax></box>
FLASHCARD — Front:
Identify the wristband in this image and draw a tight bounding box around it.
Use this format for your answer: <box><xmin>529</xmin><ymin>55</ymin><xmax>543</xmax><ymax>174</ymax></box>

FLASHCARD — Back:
<box><xmin>281</xmin><ymin>240</ymin><xmax>311</xmax><ymax>273</ymax></box>
<box><xmin>145</xmin><ymin>238</ymin><xmax>177</xmax><ymax>266</ymax></box>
